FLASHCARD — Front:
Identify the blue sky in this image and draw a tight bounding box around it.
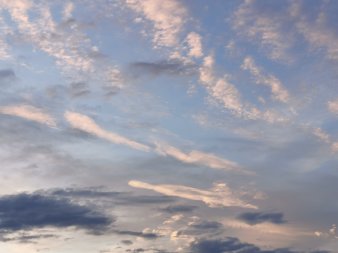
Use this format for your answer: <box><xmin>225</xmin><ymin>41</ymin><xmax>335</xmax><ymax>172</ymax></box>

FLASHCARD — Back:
<box><xmin>1</xmin><ymin>0</ymin><xmax>338</xmax><ymax>252</ymax></box>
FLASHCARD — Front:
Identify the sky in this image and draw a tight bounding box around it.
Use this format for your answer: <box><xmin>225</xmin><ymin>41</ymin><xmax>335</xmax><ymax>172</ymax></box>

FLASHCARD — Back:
<box><xmin>1</xmin><ymin>0</ymin><xmax>338</xmax><ymax>252</ymax></box>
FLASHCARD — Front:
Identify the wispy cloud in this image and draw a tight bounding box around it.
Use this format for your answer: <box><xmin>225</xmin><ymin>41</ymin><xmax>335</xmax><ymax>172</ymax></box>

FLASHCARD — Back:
<box><xmin>199</xmin><ymin>55</ymin><xmax>287</xmax><ymax>123</ymax></box>
<box><xmin>242</xmin><ymin>56</ymin><xmax>289</xmax><ymax>103</ymax></box>
<box><xmin>125</xmin><ymin>0</ymin><xmax>187</xmax><ymax>48</ymax></box>
<box><xmin>64</xmin><ymin>111</ymin><xmax>150</xmax><ymax>152</ymax></box>
<box><xmin>154</xmin><ymin>141</ymin><xmax>251</xmax><ymax>174</ymax></box>
<box><xmin>128</xmin><ymin>180</ymin><xmax>257</xmax><ymax>209</ymax></box>
<box><xmin>328</xmin><ymin>99</ymin><xmax>338</xmax><ymax>115</ymax></box>
<box><xmin>186</xmin><ymin>32</ymin><xmax>203</xmax><ymax>58</ymax></box>
<box><xmin>291</xmin><ymin>1</ymin><xmax>338</xmax><ymax>62</ymax></box>
<box><xmin>199</xmin><ymin>55</ymin><xmax>244</xmax><ymax>116</ymax></box>
<box><xmin>232</xmin><ymin>0</ymin><xmax>293</xmax><ymax>61</ymax></box>
<box><xmin>0</xmin><ymin>104</ymin><xmax>56</xmax><ymax>127</ymax></box>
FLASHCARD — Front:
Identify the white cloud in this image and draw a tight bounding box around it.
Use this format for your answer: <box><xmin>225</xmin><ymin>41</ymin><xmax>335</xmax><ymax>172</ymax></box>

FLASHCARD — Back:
<box><xmin>129</xmin><ymin>180</ymin><xmax>257</xmax><ymax>209</ymax></box>
<box><xmin>186</xmin><ymin>32</ymin><xmax>203</xmax><ymax>58</ymax></box>
<box><xmin>125</xmin><ymin>0</ymin><xmax>187</xmax><ymax>48</ymax></box>
<box><xmin>64</xmin><ymin>111</ymin><xmax>150</xmax><ymax>152</ymax></box>
<box><xmin>242</xmin><ymin>56</ymin><xmax>289</xmax><ymax>103</ymax></box>
<box><xmin>328</xmin><ymin>99</ymin><xmax>338</xmax><ymax>115</ymax></box>
<box><xmin>232</xmin><ymin>0</ymin><xmax>292</xmax><ymax>61</ymax></box>
<box><xmin>0</xmin><ymin>0</ymin><xmax>123</xmax><ymax>89</ymax></box>
<box><xmin>199</xmin><ymin>55</ymin><xmax>288</xmax><ymax>123</ymax></box>
<box><xmin>199</xmin><ymin>55</ymin><xmax>244</xmax><ymax>116</ymax></box>
<box><xmin>312</xmin><ymin>127</ymin><xmax>330</xmax><ymax>144</ymax></box>
<box><xmin>0</xmin><ymin>15</ymin><xmax>11</xmax><ymax>59</ymax></box>
<box><xmin>291</xmin><ymin>1</ymin><xmax>338</xmax><ymax>62</ymax></box>
<box><xmin>0</xmin><ymin>104</ymin><xmax>56</xmax><ymax>127</ymax></box>
<box><xmin>62</xmin><ymin>2</ymin><xmax>74</xmax><ymax>20</ymax></box>
<box><xmin>154</xmin><ymin>142</ymin><xmax>251</xmax><ymax>174</ymax></box>
<box><xmin>0</xmin><ymin>1</ymin><xmax>93</xmax><ymax>75</ymax></box>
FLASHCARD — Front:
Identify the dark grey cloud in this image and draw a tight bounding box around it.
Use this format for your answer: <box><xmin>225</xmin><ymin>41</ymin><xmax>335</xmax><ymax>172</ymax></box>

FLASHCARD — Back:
<box><xmin>160</xmin><ymin>204</ymin><xmax>198</xmax><ymax>214</ymax></box>
<box><xmin>237</xmin><ymin>212</ymin><xmax>286</xmax><ymax>225</ymax></box>
<box><xmin>190</xmin><ymin>221</ymin><xmax>223</xmax><ymax>230</ymax></box>
<box><xmin>1</xmin><ymin>233</ymin><xmax>58</xmax><ymax>243</ymax></box>
<box><xmin>190</xmin><ymin>237</ymin><xmax>330</xmax><ymax>253</ymax></box>
<box><xmin>69</xmin><ymin>81</ymin><xmax>91</xmax><ymax>97</ymax></box>
<box><xmin>121</xmin><ymin>239</ymin><xmax>133</xmax><ymax>245</ymax></box>
<box><xmin>128</xmin><ymin>60</ymin><xmax>196</xmax><ymax>77</ymax></box>
<box><xmin>125</xmin><ymin>248</ymin><xmax>170</xmax><ymax>253</ymax></box>
<box><xmin>176</xmin><ymin>220</ymin><xmax>223</xmax><ymax>238</ymax></box>
<box><xmin>113</xmin><ymin>230</ymin><xmax>160</xmax><ymax>239</ymax></box>
<box><xmin>0</xmin><ymin>69</ymin><xmax>15</xmax><ymax>84</ymax></box>
<box><xmin>0</xmin><ymin>193</ymin><xmax>113</xmax><ymax>234</ymax></box>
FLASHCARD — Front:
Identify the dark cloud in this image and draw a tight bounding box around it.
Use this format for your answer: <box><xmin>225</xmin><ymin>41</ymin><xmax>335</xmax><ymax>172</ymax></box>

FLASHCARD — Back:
<box><xmin>160</xmin><ymin>204</ymin><xmax>198</xmax><ymax>214</ymax></box>
<box><xmin>191</xmin><ymin>221</ymin><xmax>223</xmax><ymax>230</ymax></box>
<box><xmin>128</xmin><ymin>60</ymin><xmax>196</xmax><ymax>77</ymax></box>
<box><xmin>1</xmin><ymin>233</ymin><xmax>58</xmax><ymax>243</ymax></box>
<box><xmin>121</xmin><ymin>239</ymin><xmax>133</xmax><ymax>245</ymax></box>
<box><xmin>125</xmin><ymin>248</ymin><xmax>170</xmax><ymax>253</ymax></box>
<box><xmin>69</xmin><ymin>81</ymin><xmax>91</xmax><ymax>97</ymax></box>
<box><xmin>0</xmin><ymin>69</ymin><xmax>15</xmax><ymax>84</ymax></box>
<box><xmin>190</xmin><ymin>237</ymin><xmax>330</xmax><ymax>253</ymax></box>
<box><xmin>113</xmin><ymin>230</ymin><xmax>160</xmax><ymax>240</ymax></box>
<box><xmin>176</xmin><ymin>220</ymin><xmax>223</xmax><ymax>238</ymax></box>
<box><xmin>237</xmin><ymin>212</ymin><xmax>286</xmax><ymax>225</ymax></box>
<box><xmin>0</xmin><ymin>193</ymin><xmax>113</xmax><ymax>234</ymax></box>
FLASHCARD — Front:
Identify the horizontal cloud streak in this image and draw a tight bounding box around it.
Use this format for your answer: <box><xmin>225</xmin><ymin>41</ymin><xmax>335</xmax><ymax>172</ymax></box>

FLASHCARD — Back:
<box><xmin>64</xmin><ymin>111</ymin><xmax>150</xmax><ymax>152</ymax></box>
<box><xmin>154</xmin><ymin>142</ymin><xmax>251</xmax><ymax>174</ymax></box>
<box><xmin>129</xmin><ymin>180</ymin><xmax>257</xmax><ymax>209</ymax></box>
<box><xmin>0</xmin><ymin>104</ymin><xmax>56</xmax><ymax>127</ymax></box>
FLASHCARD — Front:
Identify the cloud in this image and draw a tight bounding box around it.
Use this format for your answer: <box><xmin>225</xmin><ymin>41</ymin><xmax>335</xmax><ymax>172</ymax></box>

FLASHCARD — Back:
<box><xmin>198</xmin><ymin>55</ymin><xmax>287</xmax><ymax>123</ymax></box>
<box><xmin>0</xmin><ymin>1</ymin><xmax>93</xmax><ymax>76</ymax></box>
<box><xmin>69</xmin><ymin>81</ymin><xmax>91</xmax><ymax>97</ymax></box>
<box><xmin>0</xmin><ymin>15</ymin><xmax>11</xmax><ymax>59</ymax></box>
<box><xmin>0</xmin><ymin>0</ymin><xmax>123</xmax><ymax>93</ymax></box>
<box><xmin>1</xmin><ymin>233</ymin><xmax>58</xmax><ymax>243</ymax></box>
<box><xmin>0</xmin><ymin>104</ymin><xmax>57</xmax><ymax>127</ymax></box>
<box><xmin>328</xmin><ymin>99</ymin><xmax>338</xmax><ymax>115</ymax></box>
<box><xmin>190</xmin><ymin>237</ymin><xmax>330</xmax><ymax>253</ymax></box>
<box><xmin>232</xmin><ymin>0</ymin><xmax>293</xmax><ymax>61</ymax></box>
<box><xmin>121</xmin><ymin>239</ymin><xmax>133</xmax><ymax>245</ymax></box>
<box><xmin>161</xmin><ymin>204</ymin><xmax>198</xmax><ymax>214</ymax></box>
<box><xmin>241</xmin><ymin>56</ymin><xmax>289</xmax><ymax>103</ymax></box>
<box><xmin>233</xmin><ymin>1</ymin><xmax>338</xmax><ymax>64</ymax></box>
<box><xmin>128</xmin><ymin>180</ymin><xmax>257</xmax><ymax>209</ymax></box>
<box><xmin>199</xmin><ymin>55</ymin><xmax>243</xmax><ymax>116</ymax></box>
<box><xmin>0</xmin><ymin>69</ymin><xmax>15</xmax><ymax>83</ymax></box>
<box><xmin>0</xmin><ymin>193</ymin><xmax>113</xmax><ymax>234</ymax></box>
<box><xmin>125</xmin><ymin>0</ymin><xmax>187</xmax><ymax>48</ymax></box>
<box><xmin>186</xmin><ymin>32</ymin><xmax>203</xmax><ymax>58</ymax></box>
<box><xmin>154</xmin><ymin>141</ymin><xmax>250</xmax><ymax>174</ymax></box>
<box><xmin>113</xmin><ymin>230</ymin><xmax>160</xmax><ymax>239</ymax></box>
<box><xmin>190</xmin><ymin>220</ymin><xmax>223</xmax><ymax>231</ymax></box>
<box><xmin>172</xmin><ymin>220</ymin><xmax>224</xmax><ymax>239</ymax></box>
<box><xmin>291</xmin><ymin>1</ymin><xmax>338</xmax><ymax>62</ymax></box>
<box><xmin>129</xmin><ymin>60</ymin><xmax>196</xmax><ymax>77</ymax></box>
<box><xmin>64</xmin><ymin>111</ymin><xmax>150</xmax><ymax>152</ymax></box>
<box><xmin>47</xmin><ymin>187</ymin><xmax>176</xmax><ymax>206</ymax></box>
<box><xmin>237</xmin><ymin>212</ymin><xmax>286</xmax><ymax>225</ymax></box>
